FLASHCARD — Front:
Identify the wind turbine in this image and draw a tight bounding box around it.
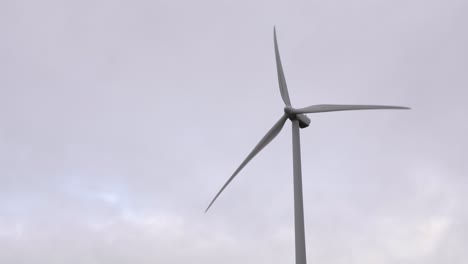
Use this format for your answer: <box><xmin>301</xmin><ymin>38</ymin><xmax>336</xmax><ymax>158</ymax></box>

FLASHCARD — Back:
<box><xmin>205</xmin><ymin>28</ymin><xmax>410</xmax><ymax>264</ymax></box>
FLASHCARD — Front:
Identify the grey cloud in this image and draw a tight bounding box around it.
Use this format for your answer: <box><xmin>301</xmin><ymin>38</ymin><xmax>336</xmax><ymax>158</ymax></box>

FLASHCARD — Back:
<box><xmin>1</xmin><ymin>0</ymin><xmax>467</xmax><ymax>263</ymax></box>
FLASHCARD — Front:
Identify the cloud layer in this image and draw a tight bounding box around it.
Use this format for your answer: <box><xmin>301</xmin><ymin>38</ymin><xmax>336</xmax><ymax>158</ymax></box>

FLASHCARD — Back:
<box><xmin>1</xmin><ymin>0</ymin><xmax>467</xmax><ymax>263</ymax></box>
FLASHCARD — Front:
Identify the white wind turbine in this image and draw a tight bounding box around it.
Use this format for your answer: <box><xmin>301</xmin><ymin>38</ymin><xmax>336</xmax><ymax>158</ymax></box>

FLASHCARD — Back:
<box><xmin>205</xmin><ymin>28</ymin><xmax>410</xmax><ymax>264</ymax></box>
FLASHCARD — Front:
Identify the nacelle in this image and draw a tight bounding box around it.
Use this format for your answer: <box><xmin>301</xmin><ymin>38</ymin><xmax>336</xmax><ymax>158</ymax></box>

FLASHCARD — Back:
<box><xmin>284</xmin><ymin>106</ymin><xmax>310</xmax><ymax>128</ymax></box>
<box><xmin>295</xmin><ymin>113</ymin><xmax>310</xmax><ymax>128</ymax></box>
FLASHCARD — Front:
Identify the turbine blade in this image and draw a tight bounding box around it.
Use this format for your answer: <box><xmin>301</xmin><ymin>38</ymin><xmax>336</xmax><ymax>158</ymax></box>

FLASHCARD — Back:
<box><xmin>292</xmin><ymin>104</ymin><xmax>410</xmax><ymax>114</ymax></box>
<box><xmin>274</xmin><ymin>27</ymin><xmax>292</xmax><ymax>107</ymax></box>
<box><xmin>205</xmin><ymin>114</ymin><xmax>289</xmax><ymax>212</ymax></box>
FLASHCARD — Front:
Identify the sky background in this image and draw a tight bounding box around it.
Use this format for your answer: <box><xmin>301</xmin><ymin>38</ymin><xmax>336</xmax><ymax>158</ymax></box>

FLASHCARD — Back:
<box><xmin>1</xmin><ymin>0</ymin><xmax>467</xmax><ymax>263</ymax></box>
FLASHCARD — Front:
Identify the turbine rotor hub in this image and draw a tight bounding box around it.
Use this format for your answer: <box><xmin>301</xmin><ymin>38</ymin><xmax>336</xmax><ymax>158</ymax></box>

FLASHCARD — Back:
<box><xmin>284</xmin><ymin>106</ymin><xmax>295</xmax><ymax>116</ymax></box>
<box><xmin>284</xmin><ymin>106</ymin><xmax>310</xmax><ymax>128</ymax></box>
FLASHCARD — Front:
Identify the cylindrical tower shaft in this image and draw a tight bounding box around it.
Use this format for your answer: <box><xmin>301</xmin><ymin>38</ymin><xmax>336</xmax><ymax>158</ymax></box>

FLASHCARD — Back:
<box><xmin>292</xmin><ymin>120</ymin><xmax>307</xmax><ymax>264</ymax></box>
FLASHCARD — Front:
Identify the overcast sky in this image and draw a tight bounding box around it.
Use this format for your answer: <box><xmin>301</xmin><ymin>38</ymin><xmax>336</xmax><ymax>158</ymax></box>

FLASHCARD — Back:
<box><xmin>1</xmin><ymin>0</ymin><xmax>467</xmax><ymax>263</ymax></box>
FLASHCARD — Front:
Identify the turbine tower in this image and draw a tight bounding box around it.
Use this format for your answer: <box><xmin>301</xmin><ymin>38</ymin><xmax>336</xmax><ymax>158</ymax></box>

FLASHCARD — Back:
<box><xmin>205</xmin><ymin>28</ymin><xmax>410</xmax><ymax>264</ymax></box>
